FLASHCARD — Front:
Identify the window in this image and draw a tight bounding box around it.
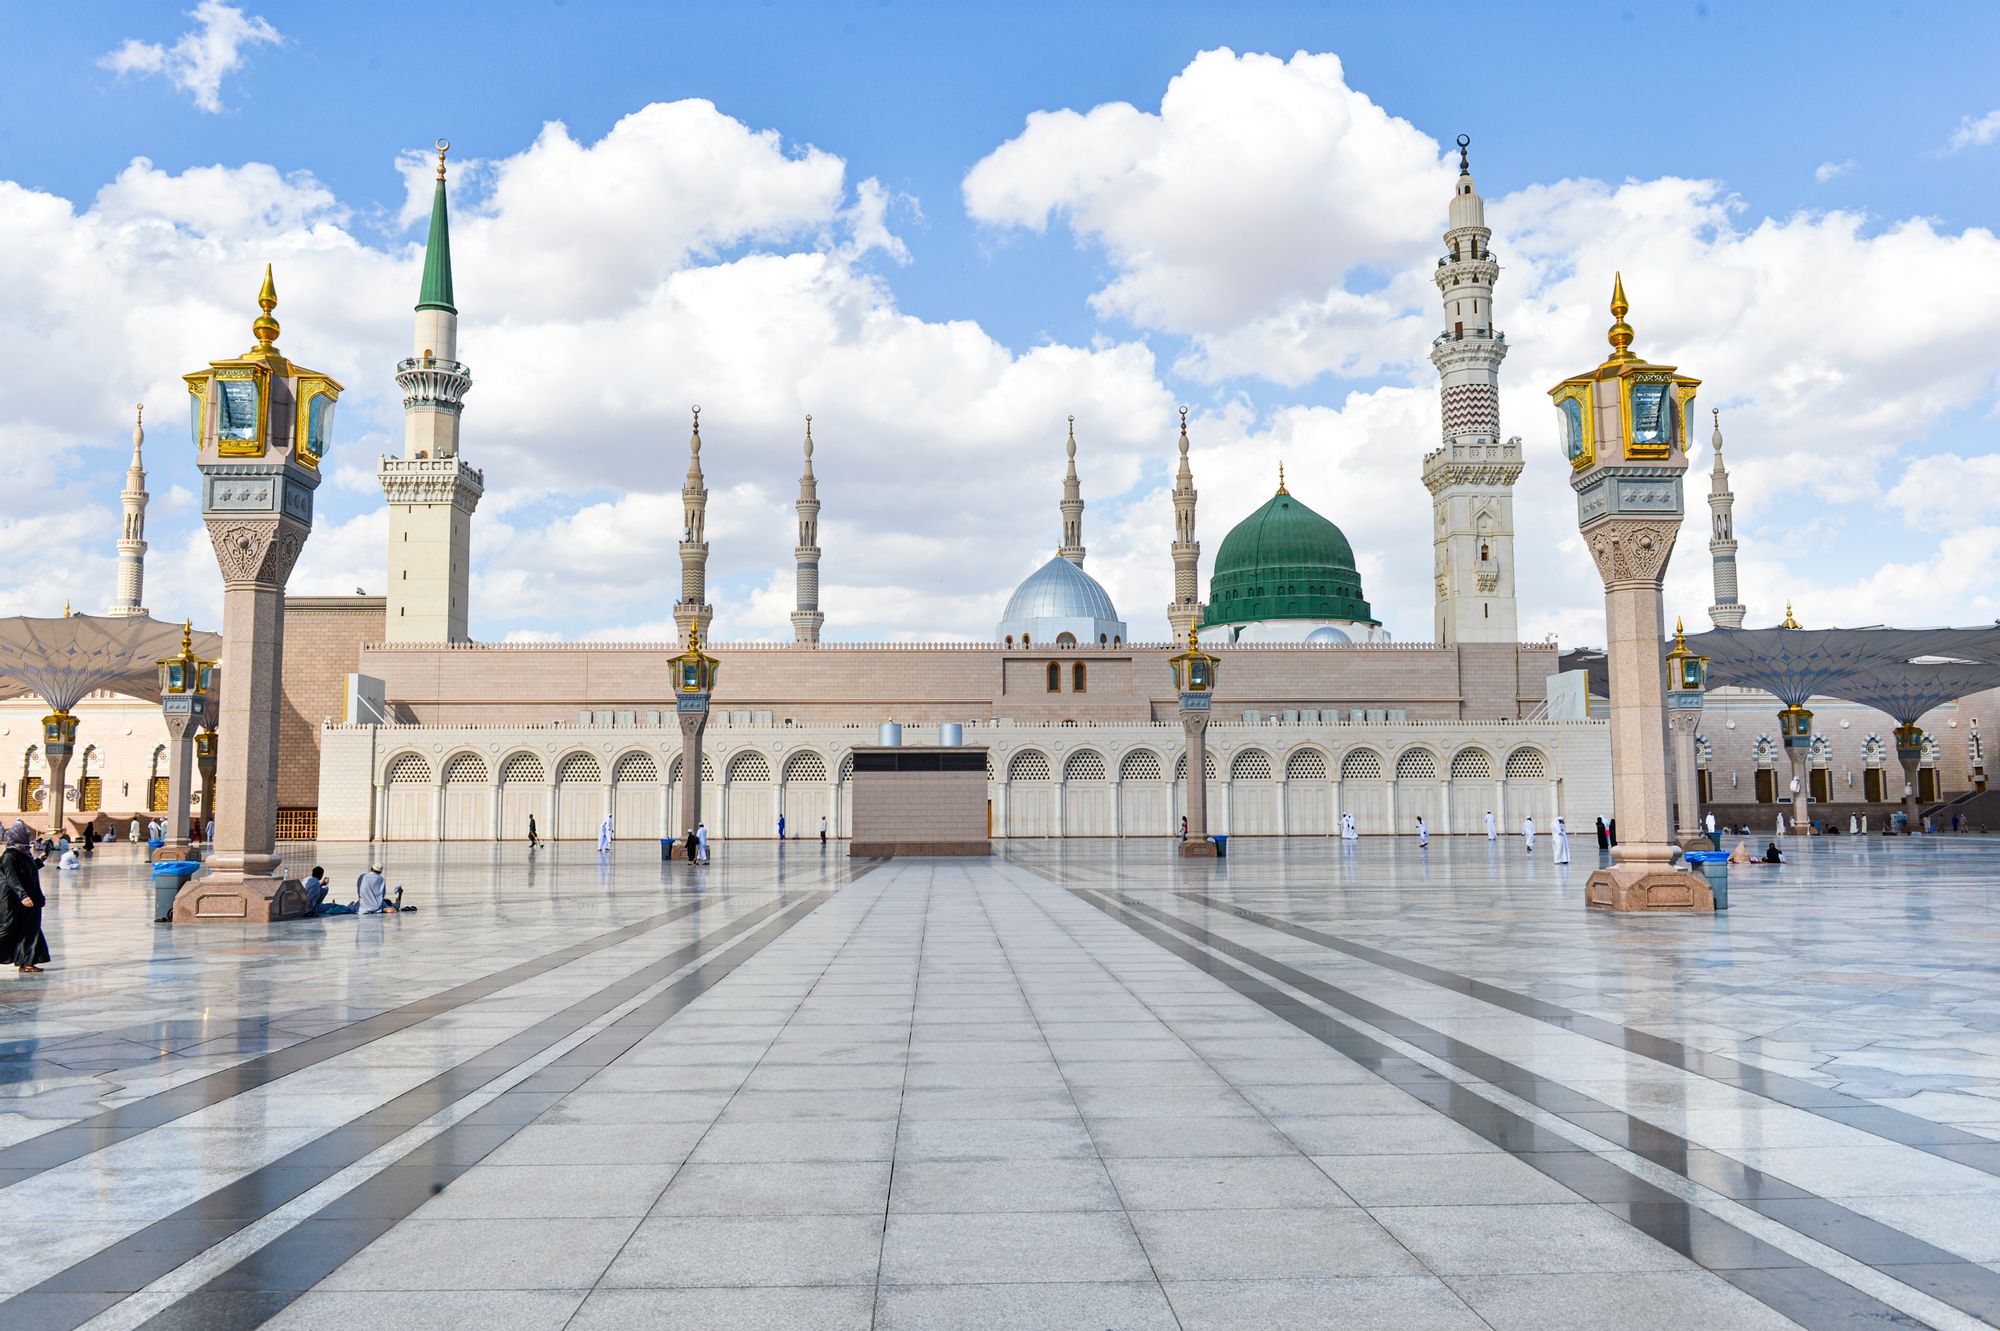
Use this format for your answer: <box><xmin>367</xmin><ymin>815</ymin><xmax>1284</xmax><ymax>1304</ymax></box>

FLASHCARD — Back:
<box><xmin>1072</xmin><ymin>663</ymin><xmax>1087</xmax><ymax>692</ymax></box>
<box><xmin>1064</xmin><ymin>750</ymin><xmax>1107</xmax><ymax>781</ymax></box>
<box><xmin>1231</xmin><ymin>750</ymin><xmax>1272</xmax><ymax>780</ymax></box>
<box><xmin>1286</xmin><ymin>749</ymin><xmax>1328</xmax><ymax>780</ymax></box>
<box><xmin>1119</xmin><ymin>750</ymin><xmax>1163</xmax><ymax>781</ymax></box>
<box><xmin>1046</xmin><ymin>663</ymin><xmax>1061</xmax><ymax>693</ymax></box>
<box><xmin>1056</xmin><ymin>632</ymin><xmax>1078</xmax><ymax>647</ymax></box>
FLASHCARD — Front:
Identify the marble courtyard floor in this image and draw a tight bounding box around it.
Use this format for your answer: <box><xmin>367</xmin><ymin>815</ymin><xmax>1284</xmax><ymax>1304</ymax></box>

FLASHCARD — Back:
<box><xmin>2</xmin><ymin>836</ymin><xmax>1999</xmax><ymax>1330</ymax></box>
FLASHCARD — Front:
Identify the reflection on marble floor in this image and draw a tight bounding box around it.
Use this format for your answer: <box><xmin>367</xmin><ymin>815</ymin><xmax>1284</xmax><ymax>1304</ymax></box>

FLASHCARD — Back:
<box><xmin>1</xmin><ymin>836</ymin><xmax>1997</xmax><ymax>1330</ymax></box>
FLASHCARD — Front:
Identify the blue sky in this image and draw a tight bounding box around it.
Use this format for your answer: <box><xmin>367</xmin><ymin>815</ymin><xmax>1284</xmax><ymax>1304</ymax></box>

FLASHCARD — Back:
<box><xmin>3</xmin><ymin>1</ymin><xmax>1998</xmax><ymax>642</ymax></box>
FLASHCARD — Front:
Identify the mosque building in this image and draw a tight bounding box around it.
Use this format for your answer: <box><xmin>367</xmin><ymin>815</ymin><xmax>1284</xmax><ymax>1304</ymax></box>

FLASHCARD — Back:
<box><xmin>13</xmin><ymin>139</ymin><xmax>1992</xmax><ymax>841</ymax></box>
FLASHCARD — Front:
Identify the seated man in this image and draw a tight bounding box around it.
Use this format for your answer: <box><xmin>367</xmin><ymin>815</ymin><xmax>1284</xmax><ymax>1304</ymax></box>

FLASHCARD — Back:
<box><xmin>302</xmin><ymin>866</ymin><xmax>329</xmax><ymax>914</ymax></box>
<box><xmin>1763</xmin><ymin>842</ymin><xmax>1784</xmax><ymax>864</ymax></box>
<box><xmin>354</xmin><ymin>865</ymin><xmax>405</xmax><ymax>914</ymax></box>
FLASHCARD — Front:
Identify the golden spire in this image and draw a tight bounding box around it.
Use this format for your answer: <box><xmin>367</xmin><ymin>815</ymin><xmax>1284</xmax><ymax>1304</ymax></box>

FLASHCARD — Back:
<box><xmin>249</xmin><ymin>263</ymin><xmax>281</xmax><ymax>357</ymax></box>
<box><xmin>1188</xmin><ymin>621</ymin><xmax>1200</xmax><ymax>649</ymax></box>
<box><xmin>1781</xmin><ymin>601</ymin><xmax>1802</xmax><ymax>629</ymax></box>
<box><xmin>1673</xmin><ymin>617</ymin><xmax>1687</xmax><ymax>650</ymax></box>
<box><xmin>1276</xmin><ymin>461</ymin><xmax>1288</xmax><ymax>495</ymax></box>
<box><xmin>1604</xmin><ymin>271</ymin><xmax>1636</xmax><ymax>364</ymax></box>
<box><xmin>436</xmin><ymin>137</ymin><xmax>450</xmax><ymax>181</ymax></box>
<box><xmin>63</xmin><ymin>600</ymin><xmax>71</xmax><ymax>618</ymax></box>
<box><xmin>181</xmin><ymin>619</ymin><xmax>194</xmax><ymax>654</ymax></box>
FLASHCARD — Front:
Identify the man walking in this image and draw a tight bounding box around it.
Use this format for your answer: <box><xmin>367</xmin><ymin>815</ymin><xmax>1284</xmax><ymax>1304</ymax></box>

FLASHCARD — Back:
<box><xmin>778</xmin><ymin>813</ymin><xmax>786</xmax><ymax>841</ymax></box>
<box><xmin>695</xmin><ymin>822</ymin><xmax>710</xmax><ymax>864</ymax></box>
<box><xmin>1415</xmin><ymin>816</ymin><xmax>1428</xmax><ymax>848</ymax></box>
<box><xmin>819</xmin><ymin>815</ymin><xmax>828</xmax><ymax>846</ymax></box>
<box><xmin>598</xmin><ymin>813</ymin><xmax>614</xmax><ymax>854</ymax></box>
<box><xmin>527</xmin><ymin>813</ymin><xmax>539</xmax><ymax>850</ymax></box>
<box><xmin>1553</xmin><ymin>816</ymin><xmax>1570</xmax><ymax>864</ymax></box>
<box><xmin>1483</xmin><ymin>810</ymin><xmax>1497</xmax><ymax>842</ymax></box>
<box><xmin>1523</xmin><ymin>815</ymin><xmax>1536</xmax><ymax>853</ymax></box>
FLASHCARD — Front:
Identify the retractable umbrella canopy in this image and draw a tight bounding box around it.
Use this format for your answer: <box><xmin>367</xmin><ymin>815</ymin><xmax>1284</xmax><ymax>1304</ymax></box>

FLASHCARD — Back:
<box><xmin>0</xmin><ymin>614</ymin><xmax>223</xmax><ymax>710</ymax></box>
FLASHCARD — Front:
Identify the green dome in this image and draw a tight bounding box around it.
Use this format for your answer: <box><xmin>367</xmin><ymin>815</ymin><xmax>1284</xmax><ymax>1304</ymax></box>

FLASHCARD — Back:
<box><xmin>1202</xmin><ymin>487</ymin><xmax>1375</xmax><ymax>629</ymax></box>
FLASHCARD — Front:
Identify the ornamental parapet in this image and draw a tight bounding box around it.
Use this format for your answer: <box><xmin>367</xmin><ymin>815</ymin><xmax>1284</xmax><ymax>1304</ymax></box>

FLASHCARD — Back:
<box><xmin>379</xmin><ymin>454</ymin><xmax>485</xmax><ymax>507</ymax></box>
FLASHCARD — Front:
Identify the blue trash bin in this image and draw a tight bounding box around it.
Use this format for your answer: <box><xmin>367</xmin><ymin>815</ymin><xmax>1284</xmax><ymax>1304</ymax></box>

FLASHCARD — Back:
<box><xmin>150</xmin><ymin>860</ymin><xmax>201</xmax><ymax>921</ymax></box>
<box><xmin>1210</xmin><ymin>835</ymin><xmax>1227</xmax><ymax>859</ymax></box>
<box><xmin>1683</xmin><ymin>851</ymin><xmax>1729</xmax><ymax>911</ymax></box>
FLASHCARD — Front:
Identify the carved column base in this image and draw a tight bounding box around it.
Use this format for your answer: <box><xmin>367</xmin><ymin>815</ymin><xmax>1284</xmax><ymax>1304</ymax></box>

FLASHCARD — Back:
<box><xmin>1585</xmin><ymin>864</ymin><xmax>1714</xmax><ymax>913</ymax></box>
<box><xmin>172</xmin><ymin>871</ymin><xmax>311</xmax><ymax>922</ymax></box>
<box><xmin>152</xmin><ymin>842</ymin><xmax>192</xmax><ymax>863</ymax></box>
<box><xmin>1675</xmin><ymin>831</ymin><xmax>1711</xmax><ymax>852</ymax></box>
<box><xmin>1179</xmin><ymin>840</ymin><xmax>1219</xmax><ymax>858</ymax></box>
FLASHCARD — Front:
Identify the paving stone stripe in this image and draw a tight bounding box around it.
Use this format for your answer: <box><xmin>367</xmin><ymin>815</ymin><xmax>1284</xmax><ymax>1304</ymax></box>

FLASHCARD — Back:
<box><xmin>1064</xmin><ymin>884</ymin><xmax>1951</xmax><ymax>1331</ymax></box>
<box><xmin>1171</xmin><ymin>885</ymin><xmax>2000</xmax><ymax>1170</ymax></box>
<box><xmin>1</xmin><ymin>891</ymin><xmax>835</xmax><ymax>1331</ymax></box>
<box><xmin>0</xmin><ymin>895</ymin><xmax>725</xmax><ymax>1185</ymax></box>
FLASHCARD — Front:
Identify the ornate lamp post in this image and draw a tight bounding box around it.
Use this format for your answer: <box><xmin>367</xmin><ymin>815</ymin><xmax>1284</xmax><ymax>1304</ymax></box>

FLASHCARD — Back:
<box><xmin>1549</xmin><ymin>275</ymin><xmax>1712</xmax><ymax>911</ymax></box>
<box><xmin>1665</xmin><ymin>619</ymin><xmax>1709</xmax><ymax>849</ymax></box>
<box><xmin>1171</xmin><ymin>624</ymin><xmax>1220</xmax><ymax>858</ymax></box>
<box><xmin>1779</xmin><ymin>703</ymin><xmax>1816</xmax><ymax>835</ymax></box>
<box><xmin>1893</xmin><ymin>724</ymin><xmax>1924</xmax><ymax>831</ymax></box>
<box><xmin>196</xmin><ymin>723</ymin><xmax>218</xmax><ymax>838</ymax></box>
<box><xmin>670</xmin><ymin>623</ymin><xmax>719</xmax><ymax>852</ymax></box>
<box><xmin>154</xmin><ymin>622</ymin><xmax>217</xmax><ymax>859</ymax></box>
<box><xmin>39</xmin><ymin>709</ymin><xmax>77</xmax><ymax>841</ymax></box>
<box><xmin>179</xmin><ymin>265</ymin><xmax>337</xmax><ymax>920</ymax></box>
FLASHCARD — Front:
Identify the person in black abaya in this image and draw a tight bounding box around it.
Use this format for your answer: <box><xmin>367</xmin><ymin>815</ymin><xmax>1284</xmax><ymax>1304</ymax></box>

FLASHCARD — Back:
<box><xmin>1</xmin><ymin>820</ymin><xmax>51</xmax><ymax>974</ymax></box>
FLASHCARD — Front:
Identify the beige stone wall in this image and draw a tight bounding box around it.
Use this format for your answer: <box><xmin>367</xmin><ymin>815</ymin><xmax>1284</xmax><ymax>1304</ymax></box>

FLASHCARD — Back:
<box><xmin>316</xmin><ymin>715</ymin><xmax>1609</xmax><ymax>842</ymax></box>
<box><xmin>1697</xmin><ymin>685</ymin><xmax>1996</xmax><ymax>803</ymax></box>
<box><xmin>850</xmin><ymin>749</ymin><xmax>990</xmax><ymax>855</ymax></box>
<box><xmin>280</xmin><ymin>597</ymin><xmax>384</xmax><ymax>810</ymax></box>
<box><xmin>353</xmin><ymin>639</ymin><xmax>1561</xmax><ymax>730</ymax></box>
<box><xmin>0</xmin><ymin>693</ymin><xmax>177</xmax><ymax>834</ymax></box>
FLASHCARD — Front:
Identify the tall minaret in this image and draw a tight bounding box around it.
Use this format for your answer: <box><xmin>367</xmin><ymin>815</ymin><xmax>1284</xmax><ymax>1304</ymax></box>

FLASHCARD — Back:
<box><xmin>111</xmin><ymin>404</ymin><xmax>148</xmax><ymax>617</ymax></box>
<box><xmin>791</xmin><ymin>415</ymin><xmax>824</xmax><ymax>645</ymax></box>
<box><xmin>1166</xmin><ymin>407</ymin><xmax>1203</xmax><ymax>641</ymax></box>
<box><xmin>1422</xmin><ymin>134</ymin><xmax>1523</xmax><ymax>644</ymax></box>
<box><xmin>1059</xmin><ymin>415</ymin><xmax>1086</xmax><ymax>566</ymax></box>
<box><xmin>674</xmin><ymin>407</ymin><xmax>713</xmax><ymax>643</ymax></box>
<box><xmin>383</xmin><ymin>139</ymin><xmax>484</xmax><ymax>642</ymax></box>
<box><xmin>1706</xmin><ymin>408</ymin><xmax>1746</xmax><ymax>628</ymax></box>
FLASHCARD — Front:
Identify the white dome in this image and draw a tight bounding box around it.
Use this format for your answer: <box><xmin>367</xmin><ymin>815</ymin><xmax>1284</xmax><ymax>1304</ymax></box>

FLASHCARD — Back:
<box><xmin>997</xmin><ymin>556</ymin><xmax>1127</xmax><ymax>645</ymax></box>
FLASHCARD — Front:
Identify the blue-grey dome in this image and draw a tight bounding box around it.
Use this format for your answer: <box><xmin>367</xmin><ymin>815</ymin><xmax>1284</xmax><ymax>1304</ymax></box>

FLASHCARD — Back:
<box><xmin>997</xmin><ymin>556</ymin><xmax>1127</xmax><ymax>646</ymax></box>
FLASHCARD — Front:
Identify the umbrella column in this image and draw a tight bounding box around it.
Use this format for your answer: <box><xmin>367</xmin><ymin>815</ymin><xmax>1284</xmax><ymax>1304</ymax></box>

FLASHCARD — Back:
<box><xmin>154</xmin><ymin>624</ymin><xmax>215</xmax><ymax>859</ymax></box>
<box><xmin>1894</xmin><ymin>725</ymin><xmax>1924</xmax><ymax>832</ymax></box>
<box><xmin>670</xmin><ymin>625</ymin><xmax>718</xmax><ymax>855</ymax></box>
<box><xmin>1779</xmin><ymin>704</ymin><xmax>1816</xmax><ymax>835</ymax></box>
<box><xmin>1666</xmin><ymin>622</ymin><xmax>1709</xmax><ymax>850</ymax></box>
<box><xmin>1549</xmin><ymin>276</ymin><xmax>1711</xmax><ymax>912</ymax></box>
<box><xmin>39</xmin><ymin>710</ymin><xmax>76</xmax><ymax>840</ymax></box>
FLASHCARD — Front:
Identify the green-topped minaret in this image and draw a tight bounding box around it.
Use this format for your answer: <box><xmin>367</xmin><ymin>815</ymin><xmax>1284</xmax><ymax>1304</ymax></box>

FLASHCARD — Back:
<box><xmin>384</xmin><ymin>137</ymin><xmax>483</xmax><ymax>643</ymax></box>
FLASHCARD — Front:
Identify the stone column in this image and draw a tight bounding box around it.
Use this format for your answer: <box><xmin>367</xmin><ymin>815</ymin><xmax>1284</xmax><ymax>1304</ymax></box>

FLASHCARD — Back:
<box><xmin>1578</xmin><ymin>527</ymin><xmax>1711</xmax><ymax>910</ymax></box>
<box><xmin>1895</xmin><ymin>724</ymin><xmax>1923</xmax><ymax>831</ymax></box>
<box><xmin>199</xmin><ymin>526</ymin><xmax>304</xmax><ymax>889</ymax></box>
<box><xmin>1179</xmin><ymin>699</ymin><xmax>1217</xmax><ymax>858</ymax></box>
<box><xmin>158</xmin><ymin>696</ymin><xmax>198</xmax><ymax>859</ymax></box>
<box><xmin>676</xmin><ymin>696</ymin><xmax>710</xmax><ymax>855</ymax></box>
<box><xmin>1667</xmin><ymin>706</ymin><xmax>1704</xmax><ymax>849</ymax></box>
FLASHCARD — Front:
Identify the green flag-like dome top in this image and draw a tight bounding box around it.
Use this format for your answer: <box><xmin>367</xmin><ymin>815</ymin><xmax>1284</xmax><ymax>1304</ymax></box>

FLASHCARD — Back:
<box><xmin>1202</xmin><ymin>479</ymin><xmax>1374</xmax><ymax>629</ymax></box>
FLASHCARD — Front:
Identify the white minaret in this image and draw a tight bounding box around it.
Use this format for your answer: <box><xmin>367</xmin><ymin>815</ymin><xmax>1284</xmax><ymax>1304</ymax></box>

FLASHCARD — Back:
<box><xmin>1706</xmin><ymin>408</ymin><xmax>1746</xmax><ymax>628</ymax></box>
<box><xmin>792</xmin><ymin>415</ymin><xmax>824</xmax><ymax>645</ymax></box>
<box><xmin>1423</xmin><ymin>135</ymin><xmax>1522</xmax><ymax>644</ymax></box>
<box><xmin>111</xmin><ymin>404</ymin><xmax>149</xmax><ymax>617</ymax></box>
<box><xmin>1166</xmin><ymin>407</ymin><xmax>1203</xmax><ymax>641</ymax></box>
<box><xmin>674</xmin><ymin>407</ymin><xmax>713</xmax><ymax>644</ymax></box>
<box><xmin>1059</xmin><ymin>416</ymin><xmax>1086</xmax><ymax>566</ymax></box>
<box><xmin>383</xmin><ymin>140</ymin><xmax>483</xmax><ymax>642</ymax></box>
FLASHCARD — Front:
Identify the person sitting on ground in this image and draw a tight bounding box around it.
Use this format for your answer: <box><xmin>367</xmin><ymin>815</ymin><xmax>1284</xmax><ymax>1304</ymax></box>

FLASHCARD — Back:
<box><xmin>58</xmin><ymin>845</ymin><xmax>80</xmax><ymax>871</ymax></box>
<box><xmin>1728</xmin><ymin>839</ymin><xmax>1753</xmax><ymax>865</ymax></box>
<box><xmin>302</xmin><ymin>866</ymin><xmax>329</xmax><ymax>914</ymax></box>
<box><xmin>355</xmin><ymin>864</ymin><xmax>403</xmax><ymax>913</ymax></box>
<box><xmin>1763</xmin><ymin>841</ymin><xmax>1784</xmax><ymax>865</ymax></box>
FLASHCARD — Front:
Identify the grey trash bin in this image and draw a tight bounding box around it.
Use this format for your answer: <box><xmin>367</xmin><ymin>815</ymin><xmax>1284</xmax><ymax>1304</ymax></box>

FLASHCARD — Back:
<box><xmin>151</xmin><ymin>860</ymin><xmax>201</xmax><ymax>921</ymax></box>
<box><xmin>1684</xmin><ymin>851</ymin><xmax>1729</xmax><ymax>911</ymax></box>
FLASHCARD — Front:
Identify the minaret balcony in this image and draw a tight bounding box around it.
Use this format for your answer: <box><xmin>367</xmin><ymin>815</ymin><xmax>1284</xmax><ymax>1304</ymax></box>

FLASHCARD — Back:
<box><xmin>395</xmin><ymin>356</ymin><xmax>474</xmax><ymax>413</ymax></box>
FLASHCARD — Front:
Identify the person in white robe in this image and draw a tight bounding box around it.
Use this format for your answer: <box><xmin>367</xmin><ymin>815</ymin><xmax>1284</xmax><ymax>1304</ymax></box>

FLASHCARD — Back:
<box><xmin>1416</xmin><ymin>817</ymin><xmax>1428</xmax><ymax>847</ymax></box>
<box><xmin>1484</xmin><ymin>811</ymin><xmax>1497</xmax><ymax>841</ymax></box>
<box><xmin>1776</xmin><ymin>811</ymin><xmax>1786</xmax><ymax>836</ymax></box>
<box><xmin>1522</xmin><ymin>815</ymin><xmax>1536</xmax><ymax>852</ymax></box>
<box><xmin>597</xmin><ymin>815</ymin><xmax>614</xmax><ymax>853</ymax></box>
<box><xmin>695</xmin><ymin>822</ymin><xmax>710</xmax><ymax>863</ymax></box>
<box><xmin>129</xmin><ymin>818</ymin><xmax>142</xmax><ymax>843</ymax></box>
<box><xmin>1553</xmin><ymin>817</ymin><xmax>1570</xmax><ymax>864</ymax></box>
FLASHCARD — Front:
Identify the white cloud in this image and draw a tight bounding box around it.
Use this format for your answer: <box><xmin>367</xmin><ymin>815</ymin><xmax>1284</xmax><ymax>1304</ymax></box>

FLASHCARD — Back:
<box><xmin>1947</xmin><ymin>109</ymin><xmax>2000</xmax><ymax>153</ymax></box>
<box><xmin>1814</xmin><ymin>159</ymin><xmax>1854</xmax><ymax>183</ymax></box>
<box><xmin>0</xmin><ymin>99</ymin><xmax>1168</xmax><ymax>643</ymax></box>
<box><xmin>1885</xmin><ymin>454</ymin><xmax>2000</xmax><ymax>529</ymax></box>
<box><xmin>965</xmin><ymin>48</ymin><xmax>1448</xmax><ymax>333</ymax></box>
<box><xmin>98</xmin><ymin>1</ymin><xmax>281</xmax><ymax>114</ymax></box>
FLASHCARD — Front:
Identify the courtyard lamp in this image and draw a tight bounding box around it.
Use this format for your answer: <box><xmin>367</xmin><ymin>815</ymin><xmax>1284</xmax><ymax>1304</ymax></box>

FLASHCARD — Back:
<box><xmin>1171</xmin><ymin>624</ymin><xmax>1221</xmax><ymax>858</ymax></box>
<box><xmin>155</xmin><ymin>621</ymin><xmax>218</xmax><ymax>857</ymax></box>
<box><xmin>669</xmin><ymin>624</ymin><xmax>718</xmax><ymax>853</ymax></box>
<box><xmin>1664</xmin><ymin>619</ymin><xmax>1708</xmax><ymax>849</ymax></box>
